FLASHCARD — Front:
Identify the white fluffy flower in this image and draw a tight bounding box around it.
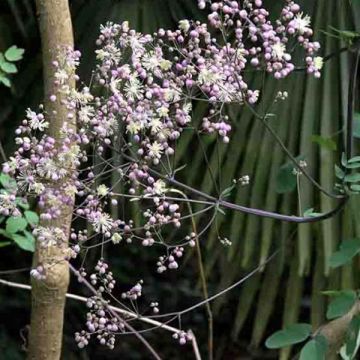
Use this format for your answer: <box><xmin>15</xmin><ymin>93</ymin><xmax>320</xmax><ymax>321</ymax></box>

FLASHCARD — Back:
<box><xmin>179</xmin><ymin>20</ymin><xmax>191</xmax><ymax>33</ymax></box>
<box><xmin>92</xmin><ymin>212</ymin><xmax>113</xmax><ymax>233</ymax></box>
<box><xmin>293</xmin><ymin>13</ymin><xmax>311</xmax><ymax>34</ymax></box>
<box><xmin>271</xmin><ymin>42</ymin><xmax>286</xmax><ymax>59</ymax></box>
<box><xmin>124</xmin><ymin>75</ymin><xmax>143</xmax><ymax>101</ymax></box>
<box><xmin>147</xmin><ymin>141</ymin><xmax>163</xmax><ymax>159</ymax></box>
<box><xmin>97</xmin><ymin>184</ymin><xmax>109</xmax><ymax>197</ymax></box>
<box><xmin>26</xmin><ymin>109</ymin><xmax>48</xmax><ymax>131</ymax></box>
<box><xmin>314</xmin><ymin>56</ymin><xmax>324</xmax><ymax>71</ymax></box>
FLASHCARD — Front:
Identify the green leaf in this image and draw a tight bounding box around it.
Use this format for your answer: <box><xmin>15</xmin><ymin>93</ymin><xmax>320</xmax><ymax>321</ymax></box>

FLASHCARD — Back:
<box><xmin>345</xmin><ymin>315</ymin><xmax>360</xmax><ymax>358</ymax></box>
<box><xmin>0</xmin><ymin>73</ymin><xmax>11</xmax><ymax>87</ymax></box>
<box><xmin>0</xmin><ymin>229</ymin><xmax>13</xmax><ymax>240</ymax></box>
<box><xmin>4</xmin><ymin>46</ymin><xmax>24</xmax><ymax>62</ymax></box>
<box><xmin>15</xmin><ymin>198</ymin><xmax>29</xmax><ymax>210</ymax></box>
<box><xmin>345</xmin><ymin>163</ymin><xmax>360</xmax><ymax>169</ymax></box>
<box><xmin>348</xmin><ymin>156</ymin><xmax>360</xmax><ymax>164</ymax></box>
<box><xmin>350</xmin><ymin>184</ymin><xmax>360</xmax><ymax>192</ymax></box>
<box><xmin>326</xmin><ymin>290</ymin><xmax>357</xmax><ymax>320</ymax></box>
<box><xmin>344</xmin><ymin>173</ymin><xmax>360</xmax><ymax>183</ymax></box>
<box><xmin>24</xmin><ymin>211</ymin><xmax>39</xmax><ymax>226</ymax></box>
<box><xmin>265</xmin><ymin>323</ymin><xmax>312</xmax><ymax>349</ymax></box>
<box><xmin>300</xmin><ymin>335</ymin><xmax>328</xmax><ymax>360</ymax></box>
<box><xmin>0</xmin><ymin>173</ymin><xmax>16</xmax><ymax>189</ymax></box>
<box><xmin>328</xmin><ymin>26</ymin><xmax>360</xmax><ymax>40</ymax></box>
<box><xmin>0</xmin><ymin>60</ymin><xmax>17</xmax><ymax>74</ymax></box>
<box><xmin>329</xmin><ymin>239</ymin><xmax>360</xmax><ymax>268</ymax></box>
<box><xmin>335</xmin><ymin>165</ymin><xmax>345</xmax><ymax>179</ymax></box>
<box><xmin>311</xmin><ymin>135</ymin><xmax>337</xmax><ymax>151</ymax></box>
<box><xmin>5</xmin><ymin>217</ymin><xmax>27</xmax><ymax>234</ymax></box>
<box><xmin>304</xmin><ymin>208</ymin><xmax>323</xmax><ymax>218</ymax></box>
<box><xmin>342</xmin><ymin>153</ymin><xmax>348</xmax><ymax>167</ymax></box>
<box><xmin>275</xmin><ymin>158</ymin><xmax>304</xmax><ymax>194</ymax></box>
<box><xmin>12</xmin><ymin>232</ymin><xmax>35</xmax><ymax>252</ymax></box>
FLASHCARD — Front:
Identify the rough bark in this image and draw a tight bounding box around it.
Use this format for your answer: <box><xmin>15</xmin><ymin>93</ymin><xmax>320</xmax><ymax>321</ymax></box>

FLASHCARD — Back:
<box><xmin>28</xmin><ymin>1</ymin><xmax>75</xmax><ymax>359</ymax></box>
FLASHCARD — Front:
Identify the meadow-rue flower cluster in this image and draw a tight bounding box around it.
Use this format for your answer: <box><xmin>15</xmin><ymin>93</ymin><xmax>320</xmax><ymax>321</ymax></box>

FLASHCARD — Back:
<box><xmin>2</xmin><ymin>0</ymin><xmax>322</xmax><ymax>350</ymax></box>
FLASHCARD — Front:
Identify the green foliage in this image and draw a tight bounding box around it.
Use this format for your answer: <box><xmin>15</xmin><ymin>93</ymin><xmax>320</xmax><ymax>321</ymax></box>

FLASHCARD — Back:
<box><xmin>275</xmin><ymin>157</ymin><xmax>303</xmax><ymax>194</ymax></box>
<box><xmin>0</xmin><ymin>45</ymin><xmax>24</xmax><ymax>87</ymax></box>
<box><xmin>11</xmin><ymin>231</ymin><xmax>35</xmax><ymax>252</ymax></box>
<box><xmin>265</xmin><ymin>323</ymin><xmax>312</xmax><ymax>349</ymax></box>
<box><xmin>340</xmin><ymin>315</ymin><xmax>360</xmax><ymax>359</ymax></box>
<box><xmin>299</xmin><ymin>335</ymin><xmax>328</xmax><ymax>360</ymax></box>
<box><xmin>329</xmin><ymin>239</ymin><xmax>360</xmax><ymax>268</ymax></box>
<box><xmin>322</xmin><ymin>26</ymin><xmax>360</xmax><ymax>45</ymax></box>
<box><xmin>0</xmin><ymin>173</ymin><xmax>36</xmax><ymax>252</ymax></box>
<box><xmin>311</xmin><ymin>135</ymin><xmax>337</xmax><ymax>151</ymax></box>
<box><xmin>335</xmin><ymin>155</ymin><xmax>360</xmax><ymax>194</ymax></box>
<box><xmin>4</xmin><ymin>46</ymin><xmax>25</xmax><ymax>62</ymax></box>
<box><xmin>24</xmin><ymin>211</ymin><xmax>39</xmax><ymax>226</ymax></box>
<box><xmin>325</xmin><ymin>290</ymin><xmax>357</xmax><ymax>320</ymax></box>
<box><xmin>5</xmin><ymin>216</ymin><xmax>27</xmax><ymax>233</ymax></box>
<box><xmin>303</xmin><ymin>208</ymin><xmax>323</xmax><ymax>218</ymax></box>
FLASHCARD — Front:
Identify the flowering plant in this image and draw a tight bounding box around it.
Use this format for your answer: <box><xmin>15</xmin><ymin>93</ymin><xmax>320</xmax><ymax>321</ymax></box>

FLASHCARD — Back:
<box><xmin>1</xmin><ymin>0</ymin><xmax>334</xmax><ymax>356</ymax></box>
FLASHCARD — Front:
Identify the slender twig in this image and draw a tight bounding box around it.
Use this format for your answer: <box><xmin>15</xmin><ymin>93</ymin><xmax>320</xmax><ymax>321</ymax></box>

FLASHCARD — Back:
<box><xmin>68</xmin><ymin>264</ymin><xmax>162</xmax><ymax>360</ymax></box>
<box><xmin>147</xmin><ymin>249</ymin><xmax>279</xmax><ymax>320</ymax></box>
<box><xmin>116</xmin><ymin>150</ymin><xmax>347</xmax><ymax>224</ymax></box>
<box><xmin>0</xmin><ymin>278</ymin><xmax>202</xmax><ymax>360</ymax></box>
<box><xmin>173</xmin><ymin>189</ymin><xmax>213</xmax><ymax>360</ymax></box>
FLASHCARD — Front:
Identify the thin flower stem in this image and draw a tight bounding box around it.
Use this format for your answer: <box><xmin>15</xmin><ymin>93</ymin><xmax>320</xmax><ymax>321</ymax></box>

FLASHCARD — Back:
<box><xmin>68</xmin><ymin>264</ymin><xmax>163</xmax><ymax>360</ymax></box>
<box><xmin>0</xmin><ymin>278</ymin><xmax>202</xmax><ymax>360</ymax></box>
<box><xmin>115</xmin><ymin>149</ymin><xmax>346</xmax><ymax>223</ymax></box>
<box><xmin>297</xmin><ymin>174</ymin><xmax>302</xmax><ymax>217</ymax></box>
<box><xmin>246</xmin><ymin>103</ymin><xmax>344</xmax><ymax>200</ymax></box>
<box><xmin>173</xmin><ymin>189</ymin><xmax>213</xmax><ymax>360</ymax></box>
<box><xmin>147</xmin><ymin>249</ymin><xmax>279</xmax><ymax>320</ymax></box>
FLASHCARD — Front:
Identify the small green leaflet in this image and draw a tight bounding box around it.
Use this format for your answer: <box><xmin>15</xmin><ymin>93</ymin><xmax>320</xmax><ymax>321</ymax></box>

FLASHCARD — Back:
<box><xmin>265</xmin><ymin>323</ymin><xmax>312</xmax><ymax>349</ymax></box>
<box><xmin>348</xmin><ymin>156</ymin><xmax>360</xmax><ymax>164</ymax></box>
<box><xmin>344</xmin><ymin>315</ymin><xmax>360</xmax><ymax>359</ymax></box>
<box><xmin>329</xmin><ymin>239</ymin><xmax>360</xmax><ymax>268</ymax></box>
<box><xmin>350</xmin><ymin>184</ymin><xmax>360</xmax><ymax>192</ymax></box>
<box><xmin>0</xmin><ymin>173</ymin><xmax>16</xmax><ymax>189</ymax></box>
<box><xmin>300</xmin><ymin>335</ymin><xmax>328</xmax><ymax>360</ymax></box>
<box><xmin>24</xmin><ymin>211</ymin><xmax>39</xmax><ymax>226</ymax></box>
<box><xmin>335</xmin><ymin>165</ymin><xmax>345</xmax><ymax>180</ymax></box>
<box><xmin>4</xmin><ymin>46</ymin><xmax>24</xmax><ymax>62</ymax></box>
<box><xmin>12</xmin><ymin>231</ymin><xmax>35</xmax><ymax>252</ymax></box>
<box><xmin>303</xmin><ymin>208</ymin><xmax>323</xmax><ymax>218</ymax></box>
<box><xmin>275</xmin><ymin>156</ymin><xmax>304</xmax><ymax>194</ymax></box>
<box><xmin>326</xmin><ymin>290</ymin><xmax>357</xmax><ymax>320</ymax></box>
<box><xmin>344</xmin><ymin>174</ymin><xmax>360</xmax><ymax>183</ymax></box>
<box><xmin>5</xmin><ymin>216</ymin><xmax>27</xmax><ymax>234</ymax></box>
<box><xmin>0</xmin><ymin>54</ymin><xmax>17</xmax><ymax>74</ymax></box>
<box><xmin>311</xmin><ymin>135</ymin><xmax>337</xmax><ymax>151</ymax></box>
<box><xmin>0</xmin><ymin>73</ymin><xmax>10</xmax><ymax>87</ymax></box>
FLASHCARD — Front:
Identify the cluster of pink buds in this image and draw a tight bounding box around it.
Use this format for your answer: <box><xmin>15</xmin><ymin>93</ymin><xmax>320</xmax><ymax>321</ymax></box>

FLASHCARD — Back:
<box><xmin>76</xmin><ymin>295</ymin><xmax>124</xmax><ymax>349</ymax></box>
<box><xmin>172</xmin><ymin>330</ymin><xmax>193</xmax><ymax>345</ymax></box>
<box><xmin>89</xmin><ymin>259</ymin><xmax>116</xmax><ymax>293</ymax></box>
<box><xmin>157</xmin><ymin>246</ymin><xmax>184</xmax><ymax>273</ymax></box>
<box><xmin>30</xmin><ymin>265</ymin><xmax>46</xmax><ymax>280</ymax></box>
<box><xmin>121</xmin><ymin>280</ymin><xmax>143</xmax><ymax>300</ymax></box>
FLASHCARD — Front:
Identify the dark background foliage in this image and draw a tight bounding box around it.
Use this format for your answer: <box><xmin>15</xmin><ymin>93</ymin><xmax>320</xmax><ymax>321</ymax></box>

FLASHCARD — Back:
<box><xmin>0</xmin><ymin>1</ymin><xmax>359</xmax><ymax>359</ymax></box>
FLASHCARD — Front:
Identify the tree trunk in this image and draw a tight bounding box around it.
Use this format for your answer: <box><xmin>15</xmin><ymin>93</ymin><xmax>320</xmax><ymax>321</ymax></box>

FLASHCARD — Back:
<box><xmin>28</xmin><ymin>1</ymin><xmax>75</xmax><ymax>359</ymax></box>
